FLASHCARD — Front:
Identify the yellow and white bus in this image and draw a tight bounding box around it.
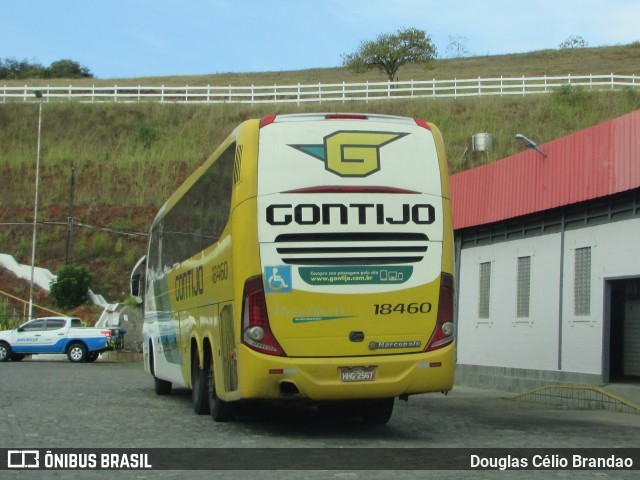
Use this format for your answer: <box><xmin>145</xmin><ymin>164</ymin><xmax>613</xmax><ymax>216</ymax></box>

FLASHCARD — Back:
<box><xmin>132</xmin><ymin>113</ymin><xmax>455</xmax><ymax>424</ymax></box>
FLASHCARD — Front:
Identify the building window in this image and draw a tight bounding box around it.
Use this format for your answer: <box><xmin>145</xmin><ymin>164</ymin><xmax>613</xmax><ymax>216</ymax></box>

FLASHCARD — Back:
<box><xmin>574</xmin><ymin>247</ymin><xmax>591</xmax><ymax>316</ymax></box>
<box><xmin>517</xmin><ymin>256</ymin><xmax>531</xmax><ymax>318</ymax></box>
<box><xmin>478</xmin><ymin>262</ymin><xmax>492</xmax><ymax>318</ymax></box>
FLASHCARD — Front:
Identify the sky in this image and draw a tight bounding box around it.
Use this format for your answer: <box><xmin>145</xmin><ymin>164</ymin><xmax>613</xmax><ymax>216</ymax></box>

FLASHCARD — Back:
<box><xmin>1</xmin><ymin>0</ymin><xmax>639</xmax><ymax>80</ymax></box>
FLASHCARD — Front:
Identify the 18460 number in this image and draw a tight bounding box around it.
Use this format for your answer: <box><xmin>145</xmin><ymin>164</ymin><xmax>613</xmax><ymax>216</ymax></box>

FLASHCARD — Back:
<box><xmin>374</xmin><ymin>303</ymin><xmax>432</xmax><ymax>315</ymax></box>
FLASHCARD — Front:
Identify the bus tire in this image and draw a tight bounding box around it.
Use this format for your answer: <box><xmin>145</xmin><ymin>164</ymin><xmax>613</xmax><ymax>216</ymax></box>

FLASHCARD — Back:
<box><xmin>207</xmin><ymin>354</ymin><xmax>236</xmax><ymax>422</ymax></box>
<box><xmin>192</xmin><ymin>350</ymin><xmax>210</xmax><ymax>414</ymax></box>
<box><xmin>318</xmin><ymin>400</ymin><xmax>358</xmax><ymax>418</ymax></box>
<box><xmin>361</xmin><ymin>398</ymin><xmax>395</xmax><ymax>425</ymax></box>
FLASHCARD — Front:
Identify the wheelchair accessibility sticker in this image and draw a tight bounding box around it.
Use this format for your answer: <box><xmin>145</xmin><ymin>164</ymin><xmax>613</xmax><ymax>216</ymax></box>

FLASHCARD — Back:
<box><xmin>264</xmin><ymin>265</ymin><xmax>293</xmax><ymax>293</ymax></box>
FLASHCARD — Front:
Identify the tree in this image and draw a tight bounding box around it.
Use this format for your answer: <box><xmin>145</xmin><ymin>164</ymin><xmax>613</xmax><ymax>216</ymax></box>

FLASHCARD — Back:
<box><xmin>49</xmin><ymin>264</ymin><xmax>92</xmax><ymax>310</ymax></box>
<box><xmin>0</xmin><ymin>57</ymin><xmax>93</xmax><ymax>80</ymax></box>
<box><xmin>0</xmin><ymin>57</ymin><xmax>46</xmax><ymax>79</ymax></box>
<box><xmin>342</xmin><ymin>27</ymin><xmax>437</xmax><ymax>82</ymax></box>
<box><xmin>559</xmin><ymin>35</ymin><xmax>588</xmax><ymax>50</ymax></box>
<box><xmin>445</xmin><ymin>35</ymin><xmax>471</xmax><ymax>59</ymax></box>
<box><xmin>47</xmin><ymin>59</ymin><xmax>93</xmax><ymax>79</ymax></box>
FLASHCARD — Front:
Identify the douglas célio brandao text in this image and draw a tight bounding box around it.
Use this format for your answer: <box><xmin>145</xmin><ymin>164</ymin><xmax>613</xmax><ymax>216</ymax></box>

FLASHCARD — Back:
<box><xmin>470</xmin><ymin>453</ymin><xmax>634</xmax><ymax>470</ymax></box>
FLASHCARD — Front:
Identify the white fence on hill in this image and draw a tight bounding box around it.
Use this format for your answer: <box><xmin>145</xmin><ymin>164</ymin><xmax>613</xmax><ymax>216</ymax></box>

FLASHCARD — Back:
<box><xmin>1</xmin><ymin>73</ymin><xmax>638</xmax><ymax>105</ymax></box>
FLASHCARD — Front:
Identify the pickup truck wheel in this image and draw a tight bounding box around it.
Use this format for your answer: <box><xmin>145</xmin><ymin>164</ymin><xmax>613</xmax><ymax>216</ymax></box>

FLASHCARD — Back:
<box><xmin>0</xmin><ymin>342</ymin><xmax>11</xmax><ymax>362</ymax></box>
<box><xmin>85</xmin><ymin>352</ymin><xmax>99</xmax><ymax>363</ymax></box>
<box><xmin>207</xmin><ymin>354</ymin><xmax>236</xmax><ymax>422</ymax></box>
<box><xmin>67</xmin><ymin>342</ymin><xmax>87</xmax><ymax>363</ymax></box>
<box><xmin>192</xmin><ymin>352</ymin><xmax>210</xmax><ymax>414</ymax></box>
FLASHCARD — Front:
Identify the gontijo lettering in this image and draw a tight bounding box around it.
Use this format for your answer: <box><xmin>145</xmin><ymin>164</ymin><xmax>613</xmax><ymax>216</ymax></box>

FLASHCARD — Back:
<box><xmin>266</xmin><ymin>203</ymin><xmax>435</xmax><ymax>225</ymax></box>
<box><xmin>175</xmin><ymin>265</ymin><xmax>204</xmax><ymax>301</ymax></box>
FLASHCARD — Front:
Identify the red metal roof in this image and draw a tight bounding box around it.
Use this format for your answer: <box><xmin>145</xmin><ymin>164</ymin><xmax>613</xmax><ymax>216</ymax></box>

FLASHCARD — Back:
<box><xmin>451</xmin><ymin>109</ymin><xmax>640</xmax><ymax>230</ymax></box>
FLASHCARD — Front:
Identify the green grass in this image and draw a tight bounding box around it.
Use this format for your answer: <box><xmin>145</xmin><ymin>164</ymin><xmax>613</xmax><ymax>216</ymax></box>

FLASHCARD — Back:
<box><xmin>0</xmin><ymin>43</ymin><xmax>639</xmax><ymax>300</ymax></box>
<box><xmin>2</xmin><ymin>89</ymin><xmax>638</xmax><ymax>210</ymax></box>
<box><xmin>2</xmin><ymin>42</ymin><xmax>639</xmax><ymax>87</ymax></box>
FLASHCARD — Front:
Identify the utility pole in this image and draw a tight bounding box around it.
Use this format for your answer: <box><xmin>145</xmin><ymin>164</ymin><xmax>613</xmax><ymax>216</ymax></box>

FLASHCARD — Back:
<box><xmin>65</xmin><ymin>167</ymin><xmax>75</xmax><ymax>264</ymax></box>
<box><xmin>28</xmin><ymin>90</ymin><xmax>43</xmax><ymax>320</ymax></box>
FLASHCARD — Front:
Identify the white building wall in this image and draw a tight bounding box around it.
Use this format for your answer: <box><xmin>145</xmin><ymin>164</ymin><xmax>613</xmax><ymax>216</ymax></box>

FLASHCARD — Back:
<box><xmin>561</xmin><ymin>219</ymin><xmax>640</xmax><ymax>375</ymax></box>
<box><xmin>457</xmin><ymin>233</ymin><xmax>562</xmax><ymax>371</ymax></box>
<box><xmin>457</xmin><ymin>217</ymin><xmax>640</xmax><ymax>381</ymax></box>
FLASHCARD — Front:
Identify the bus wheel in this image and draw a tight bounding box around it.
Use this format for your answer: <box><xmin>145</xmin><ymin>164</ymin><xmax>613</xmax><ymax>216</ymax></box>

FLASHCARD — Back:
<box><xmin>207</xmin><ymin>355</ymin><xmax>236</xmax><ymax>422</ymax></box>
<box><xmin>192</xmin><ymin>351</ymin><xmax>210</xmax><ymax>414</ymax></box>
<box><xmin>318</xmin><ymin>400</ymin><xmax>358</xmax><ymax>418</ymax></box>
<box><xmin>361</xmin><ymin>398</ymin><xmax>395</xmax><ymax>425</ymax></box>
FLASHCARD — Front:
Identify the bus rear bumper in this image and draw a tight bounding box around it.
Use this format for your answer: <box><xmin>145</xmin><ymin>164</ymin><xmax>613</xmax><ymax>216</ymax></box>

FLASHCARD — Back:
<box><xmin>235</xmin><ymin>344</ymin><xmax>455</xmax><ymax>401</ymax></box>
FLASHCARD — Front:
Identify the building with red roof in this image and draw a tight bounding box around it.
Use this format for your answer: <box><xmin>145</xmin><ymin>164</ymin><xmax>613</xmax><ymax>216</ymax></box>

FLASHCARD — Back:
<box><xmin>450</xmin><ymin>109</ymin><xmax>640</xmax><ymax>390</ymax></box>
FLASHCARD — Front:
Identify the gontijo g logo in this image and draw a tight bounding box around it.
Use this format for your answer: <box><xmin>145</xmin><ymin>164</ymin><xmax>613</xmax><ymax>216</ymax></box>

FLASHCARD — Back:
<box><xmin>290</xmin><ymin>131</ymin><xmax>408</xmax><ymax>177</ymax></box>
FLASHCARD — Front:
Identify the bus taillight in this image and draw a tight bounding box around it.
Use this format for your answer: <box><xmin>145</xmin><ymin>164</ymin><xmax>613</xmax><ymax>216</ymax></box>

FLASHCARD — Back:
<box><xmin>414</xmin><ymin>118</ymin><xmax>432</xmax><ymax>130</ymax></box>
<box><xmin>425</xmin><ymin>273</ymin><xmax>455</xmax><ymax>352</ymax></box>
<box><xmin>242</xmin><ymin>275</ymin><xmax>285</xmax><ymax>356</ymax></box>
<box><xmin>259</xmin><ymin>115</ymin><xmax>276</xmax><ymax>128</ymax></box>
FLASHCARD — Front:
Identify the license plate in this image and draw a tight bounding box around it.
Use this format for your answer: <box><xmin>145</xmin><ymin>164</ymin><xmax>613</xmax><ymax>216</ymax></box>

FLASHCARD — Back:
<box><xmin>339</xmin><ymin>366</ymin><xmax>377</xmax><ymax>382</ymax></box>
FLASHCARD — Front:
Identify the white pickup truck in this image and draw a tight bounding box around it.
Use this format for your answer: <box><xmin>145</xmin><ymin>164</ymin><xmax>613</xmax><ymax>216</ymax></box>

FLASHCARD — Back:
<box><xmin>0</xmin><ymin>316</ymin><xmax>115</xmax><ymax>363</ymax></box>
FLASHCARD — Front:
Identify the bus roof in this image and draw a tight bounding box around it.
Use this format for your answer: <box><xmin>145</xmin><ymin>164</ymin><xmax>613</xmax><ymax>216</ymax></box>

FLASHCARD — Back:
<box><xmin>269</xmin><ymin>113</ymin><xmax>426</xmax><ymax>126</ymax></box>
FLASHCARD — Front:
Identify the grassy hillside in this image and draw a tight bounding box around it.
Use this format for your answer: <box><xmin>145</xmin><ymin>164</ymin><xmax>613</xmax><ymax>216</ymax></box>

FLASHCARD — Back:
<box><xmin>1</xmin><ymin>43</ymin><xmax>640</xmax><ymax>314</ymax></box>
<box><xmin>3</xmin><ymin>42</ymin><xmax>640</xmax><ymax>86</ymax></box>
